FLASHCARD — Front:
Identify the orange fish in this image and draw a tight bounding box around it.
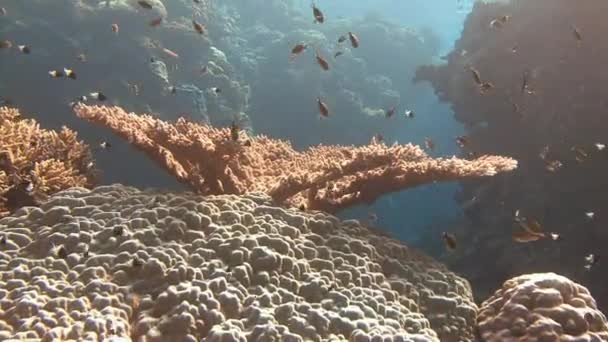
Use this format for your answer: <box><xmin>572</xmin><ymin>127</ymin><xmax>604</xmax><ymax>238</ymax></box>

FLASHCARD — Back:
<box><xmin>442</xmin><ymin>232</ymin><xmax>457</xmax><ymax>251</ymax></box>
<box><xmin>149</xmin><ymin>16</ymin><xmax>163</xmax><ymax>27</ymax></box>
<box><xmin>162</xmin><ymin>48</ymin><xmax>179</xmax><ymax>58</ymax></box>
<box><xmin>317</xmin><ymin>97</ymin><xmax>329</xmax><ymax>118</ymax></box>
<box><xmin>348</xmin><ymin>32</ymin><xmax>359</xmax><ymax>48</ymax></box>
<box><xmin>193</xmin><ymin>20</ymin><xmax>206</xmax><ymax>35</ymax></box>
<box><xmin>315</xmin><ymin>50</ymin><xmax>329</xmax><ymax>71</ymax></box>
<box><xmin>289</xmin><ymin>43</ymin><xmax>307</xmax><ymax>61</ymax></box>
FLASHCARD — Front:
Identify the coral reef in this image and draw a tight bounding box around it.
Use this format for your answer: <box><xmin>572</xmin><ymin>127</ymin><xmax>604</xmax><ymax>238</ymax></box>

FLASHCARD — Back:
<box><xmin>478</xmin><ymin>273</ymin><xmax>608</xmax><ymax>341</ymax></box>
<box><xmin>0</xmin><ymin>107</ymin><xmax>95</xmax><ymax>217</ymax></box>
<box><xmin>73</xmin><ymin>105</ymin><xmax>517</xmax><ymax>213</ymax></box>
<box><xmin>414</xmin><ymin>0</ymin><xmax>608</xmax><ymax>310</ymax></box>
<box><xmin>0</xmin><ymin>184</ymin><xmax>477</xmax><ymax>341</ymax></box>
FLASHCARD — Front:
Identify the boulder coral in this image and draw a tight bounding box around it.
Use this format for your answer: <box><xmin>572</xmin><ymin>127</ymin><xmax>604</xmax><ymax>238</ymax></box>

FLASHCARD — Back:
<box><xmin>0</xmin><ymin>107</ymin><xmax>96</xmax><ymax>216</ymax></box>
<box><xmin>73</xmin><ymin>104</ymin><xmax>517</xmax><ymax>213</ymax></box>
<box><xmin>478</xmin><ymin>273</ymin><xmax>608</xmax><ymax>341</ymax></box>
<box><xmin>0</xmin><ymin>184</ymin><xmax>478</xmax><ymax>341</ymax></box>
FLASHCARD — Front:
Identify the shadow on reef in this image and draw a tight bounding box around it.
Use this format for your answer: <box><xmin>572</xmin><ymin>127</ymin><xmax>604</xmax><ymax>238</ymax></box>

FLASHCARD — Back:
<box><xmin>415</xmin><ymin>0</ymin><xmax>608</xmax><ymax>312</ymax></box>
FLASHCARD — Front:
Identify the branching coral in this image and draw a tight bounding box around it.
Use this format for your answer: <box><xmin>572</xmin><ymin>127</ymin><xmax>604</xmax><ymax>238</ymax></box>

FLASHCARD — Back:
<box><xmin>73</xmin><ymin>104</ymin><xmax>517</xmax><ymax>213</ymax></box>
<box><xmin>0</xmin><ymin>107</ymin><xmax>96</xmax><ymax>216</ymax></box>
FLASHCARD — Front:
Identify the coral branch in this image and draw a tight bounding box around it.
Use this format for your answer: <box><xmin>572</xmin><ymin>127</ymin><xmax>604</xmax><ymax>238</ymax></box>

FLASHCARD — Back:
<box><xmin>74</xmin><ymin>104</ymin><xmax>517</xmax><ymax>213</ymax></box>
<box><xmin>0</xmin><ymin>107</ymin><xmax>96</xmax><ymax>216</ymax></box>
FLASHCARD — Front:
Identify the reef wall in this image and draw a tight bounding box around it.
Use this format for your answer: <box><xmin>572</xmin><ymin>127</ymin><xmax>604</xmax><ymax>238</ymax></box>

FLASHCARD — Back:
<box><xmin>415</xmin><ymin>0</ymin><xmax>608</xmax><ymax>310</ymax></box>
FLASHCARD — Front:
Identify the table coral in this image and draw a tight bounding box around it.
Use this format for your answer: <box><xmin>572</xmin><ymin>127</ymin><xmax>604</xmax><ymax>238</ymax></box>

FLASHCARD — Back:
<box><xmin>73</xmin><ymin>104</ymin><xmax>517</xmax><ymax>213</ymax></box>
<box><xmin>0</xmin><ymin>184</ymin><xmax>477</xmax><ymax>341</ymax></box>
<box><xmin>478</xmin><ymin>273</ymin><xmax>608</xmax><ymax>341</ymax></box>
<box><xmin>0</xmin><ymin>107</ymin><xmax>95</xmax><ymax>216</ymax></box>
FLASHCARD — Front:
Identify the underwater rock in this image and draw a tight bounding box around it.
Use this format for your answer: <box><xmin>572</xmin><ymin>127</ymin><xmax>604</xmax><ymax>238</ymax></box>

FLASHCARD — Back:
<box><xmin>0</xmin><ymin>184</ymin><xmax>478</xmax><ymax>340</ymax></box>
<box><xmin>478</xmin><ymin>273</ymin><xmax>608</xmax><ymax>341</ymax></box>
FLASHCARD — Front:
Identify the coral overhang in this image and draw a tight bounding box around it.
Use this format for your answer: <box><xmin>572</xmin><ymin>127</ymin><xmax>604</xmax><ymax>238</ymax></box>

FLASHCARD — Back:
<box><xmin>74</xmin><ymin>104</ymin><xmax>517</xmax><ymax>213</ymax></box>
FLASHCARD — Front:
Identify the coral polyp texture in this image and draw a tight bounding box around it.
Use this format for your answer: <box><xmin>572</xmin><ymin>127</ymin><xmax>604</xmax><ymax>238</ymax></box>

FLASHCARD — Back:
<box><xmin>0</xmin><ymin>107</ymin><xmax>95</xmax><ymax>216</ymax></box>
<box><xmin>0</xmin><ymin>184</ymin><xmax>477</xmax><ymax>341</ymax></box>
<box><xmin>73</xmin><ymin>104</ymin><xmax>517</xmax><ymax>213</ymax></box>
<box><xmin>478</xmin><ymin>273</ymin><xmax>608</xmax><ymax>341</ymax></box>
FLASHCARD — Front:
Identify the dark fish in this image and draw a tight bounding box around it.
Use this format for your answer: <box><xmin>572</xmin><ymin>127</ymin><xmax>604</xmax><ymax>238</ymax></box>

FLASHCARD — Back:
<box><xmin>99</xmin><ymin>141</ymin><xmax>111</xmax><ymax>150</ymax></box>
<box><xmin>373</xmin><ymin>133</ymin><xmax>384</xmax><ymax>143</ymax></box>
<box><xmin>572</xmin><ymin>25</ymin><xmax>583</xmax><ymax>42</ymax></box>
<box><xmin>210</xmin><ymin>87</ymin><xmax>221</xmax><ymax>94</ymax></box>
<box><xmin>298</xmin><ymin>203</ymin><xmax>306</xmax><ymax>211</ymax></box>
<box><xmin>442</xmin><ymin>232</ymin><xmax>457</xmax><ymax>250</ymax></box>
<box><xmin>337</xmin><ymin>35</ymin><xmax>347</xmax><ymax>43</ymax></box>
<box><xmin>469</xmin><ymin>67</ymin><xmax>482</xmax><ymax>85</ymax></box>
<box><xmin>17</xmin><ymin>45</ymin><xmax>31</xmax><ymax>54</ymax></box>
<box><xmin>334</xmin><ymin>51</ymin><xmax>343</xmax><ymax>58</ymax></box>
<box><xmin>230</xmin><ymin>120</ymin><xmax>239</xmax><ymax>141</ymax></box>
<box><xmin>315</xmin><ymin>50</ymin><xmax>329</xmax><ymax>70</ymax></box>
<box><xmin>137</xmin><ymin>0</ymin><xmax>153</xmax><ymax>9</ymax></box>
<box><xmin>348</xmin><ymin>32</ymin><xmax>359</xmax><ymax>48</ymax></box>
<box><xmin>169</xmin><ymin>86</ymin><xmax>177</xmax><ymax>94</ymax></box>
<box><xmin>425</xmin><ymin>137</ymin><xmax>435</xmax><ymax>151</ymax></box>
<box><xmin>0</xmin><ymin>7</ymin><xmax>6</xmax><ymax>16</ymax></box>
<box><xmin>2</xmin><ymin>181</ymin><xmax>40</xmax><ymax>214</ymax></box>
<box><xmin>64</xmin><ymin>68</ymin><xmax>77</xmax><ymax>80</ymax></box>
<box><xmin>455</xmin><ymin>135</ymin><xmax>468</xmax><ymax>148</ymax></box>
<box><xmin>479</xmin><ymin>82</ymin><xmax>494</xmax><ymax>94</ymax></box>
<box><xmin>243</xmin><ymin>139</ymin><xmax>252</xmax><ymax>147</ymax></box>
<box><xmin>385</xmin><ymin>106</ymin><xmax>396</xmax><ymax>118</ymax></box>
<box><xmin>317</xmin><ymin>97</ymin><xmax>329</xmax><ymax>118</ymax></box>
<box><xmin>193</xmin><ymin>20</ymin><xmax>206</xmax><ymax>35</ymax></box>
<box><xmin>49</xmin><ymin>70</ymin><xmax>64</xmax><ymax>78</ymax></box>
<box><xmin>404</xmin><ymin>110</ymin><xmax>414</xmax><ymax>118</ymax></box>
<box><xmin>90</xmin><ymin>92</ymin><xmax>107</xmax><ymax>101</ymax></box>
<box><xmin>312</xmin><ymin>4</ymin><xmax>324</xmax><ymax>23</ymax></box>
<box><xmin>585</xmin><ymin>254</ymin><xmax>598</xmax><ymax>270</ymax></box>
<box><xmin>111</xmin><ymin>23</ymin><xmax>119</xmax><ymax>33</ymax></box>
<box><xmin>57</xmin><ymin>245</ymin><xmax>67</xmax><ymax>259</ymax></box>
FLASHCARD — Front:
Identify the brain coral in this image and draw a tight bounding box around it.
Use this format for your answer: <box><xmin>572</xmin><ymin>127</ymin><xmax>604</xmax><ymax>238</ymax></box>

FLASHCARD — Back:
<box><xmin>0</xmin><ymin>184</ymin><xmax>476</xmax><ymax>341</ymax></box>
<box><xmin>478</xmin><ymin>273</ymin><xmax>608</xmax><ymax>341</ymax></box>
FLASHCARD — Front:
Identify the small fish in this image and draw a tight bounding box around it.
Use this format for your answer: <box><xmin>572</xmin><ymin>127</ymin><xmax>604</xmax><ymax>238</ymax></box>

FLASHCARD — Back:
<box><xmin>317</xmin><ymin>97</ymin><xmax>329</xmax><ymax>118</ymax></box>
<box><xmin>368</xmin><ymin>212</ymin><xmax>378</xmax><ymax>223</ymax></box>
<box><xmin>442</xmin><ymin>232</ymin><xmax>457</xmax><ymax>251</ymax></box>
<box><xmin>595</xmin><ymin>143</ymin><xmax>606</xmax><ymax>151</ymax></box>
<box><xmin>572</xmin><ymin>146</ymin><xmax>588</xmax><ymax>162</ymax></box>
<box><xmin>315</xmin><ymin>50</ymin><xmax>329</xmax><ymax>71</ymax></box>
<box><xmin>511</xmin><ymin>44</ymin><xmax>518</xmax><ymax>53</ymax></box>
<box><xmin>168</xmin><ymin>86</ymin><xmax>177</xmax><ymax>94</ymax></box>
<box><xmin>479</xmin><ymin>82</ymin><xmax>494</xmax><ymax>94</ymax></box>
<box><xmin>521</xmin><ymin>70</ymin><xmax>530</xmax><ymax>94</ymax></box>
<box><xmin>56</xmin><ymin>245</ymin><xmax>67</xmax><ymax>259</ymax></box>
<box><xmin>584</xmin><ymin>254</ymin><xmax>598</xmax><ymax>270</ymax></box>
<box><xmin>243</xmin><ymin>140</ymin><xmax>252</xmax><ymax>147</ymax></box>
<box><xmin>586</xmin><ymin>212</ymin><xmax>595</xmax><ymax>220</ymax></box>
<box><xmin>68</xmin><ymin>95</ymin><xmax>88</xmax><ymax>108</ymax></box>
<box><xmin>49</xmin><ymin>70</ymin><xmax>64</xmax><ymax>78</ymax></box>
<box><xmin>90</xmin><ymin>92</ymin><xmax>107</xmax><ymax>101</ymax></box>
<box><xmin>490</xmin><ymin>15</ymin><xmax>510</xmax><ymax>29</ymax></box>
<box><xmin>385</xmin><ymin>106</ymin><xmax>396</xmax><ymax>118</ymax></box>
<box><xmin>572</xmin><ymin>25</ymin><xmax>583</xmax><ymax>43</ymax></box>
<box><xmin>337</xmin><ymin>35</ymin><xmax>347</xmax><ymax>43</ymax></box>
<box><xmin>348</xmin><ymin>32</ymin><xmax>359</xmax><ymax>48</ymax></box>
<box><xmin>0</xmin><ymin>235</ymin><xmax>5</xmax><ymax>244</ymax></box>
<box><xmin>111</xmin><ymin>23</ymin><xmax>119</xmax><ymax>33</ymax></box>
<box><xmin>76</xmin><ymin>53</ymin><xmax>87</xmax><ymax>62</ymax></box>
<box><xmin>289</xmin><ymin>43</ymin><xmax>307</xmax><ymax>61</ymax></box>
<box><xmin>298</xmin><ymin>203</ymin><xmax>306</xmax><ymax>211</ymax></box>
<box><xmin>425</xmin><ymin>137</ymin><xmax>435</xmax><ymax>151</ymax></box>
<box><xmin>372</xmin><ymin>133</ymin><xmax>384</xmax><ymax>143</ymax></box>
<box><xmin>539</xmin><ymin>145</ymin><xmax>550</xmax><ymax>160</ymax></box>
<box><xmin>210</xmin><ymin>87</ymin><xmax>221</xmax><ymax>94</ymax></box>
<box><xmin>0</xmin><ymin>40</ymin><xmax>12</xmax><ymax>49</ymax></box>
<box><xmin>193</xmin><ymin>20</ymin><xmax>206</xmax><ymax>35</ymax></box>
<box><xmin>17</xmin><ymin>45</ymin><xmax>31</xmax><ymax>54</ymax></box>
<box><xmin>230</xmin><ymin>120</ymin><xmax>239</xmax><ymax>141</ymax></box>
<box><xmin>546</xmin><ymin>160</ymin><xmax>562</xmax><ymax>172</ymax></box>
<box><xmin>455</xmin><ymin>135</ymin><xmax>468</xmax><ymax>148</ymax></box>
<box><xmin>512</xmin><ymin>230</ymin><xmax>544</xmax><ymax>243</ymax></box>
<box><xmin>162</xmin><ymin>48</ymin><xmax>179</xmax><ymax>59</ymax></box>
<box><xmin>312</xmin><ymin>3</ymin><xmax>324</xmax><ymax>23</ymax></box>
<box><xmin>469</xmin><ymin>67</ymin><xmax>482</xmax><ymax>85</ymax></box>
<box><xmin>200</xmin><ymin>65</ymin><xmax>208</xmax><ymax>74</ymax></box>
<box><xmin>99</xmin><ymin>141</ymin><xmax>111</xmax><ymax>150</ymax></box>
<box><xmin>137</xmin><ymin>0</ymin><xmax>153</xmax><ymax>9</ymax></box>
<box><xmin>63</xmin><ymin>68</ymin><xmax>76</xmax><ymax>80</ymax></box>
<box><xmin>0</xmin><ymin>7</ymin><xmax>6</xmax><ymax>16</ymax></box>
<box><xmin>334</xmin><ymin>51</ymin><xmax>343</xmax><ymax>58</ymax></box>
<box><xmin>149</xmin><ymin>16</ymin><xmax>163</xmax><ymax>27</ymax></box>
<box><xmin>404</xmin><ymin>110</ymin><xmax>414</xmax><ymax>118</ymax></box>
